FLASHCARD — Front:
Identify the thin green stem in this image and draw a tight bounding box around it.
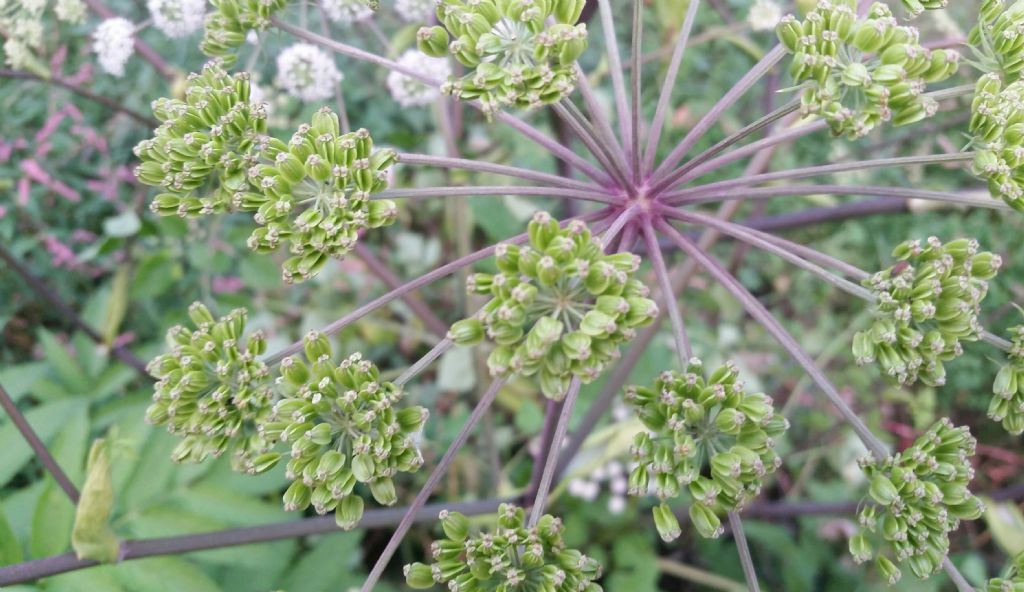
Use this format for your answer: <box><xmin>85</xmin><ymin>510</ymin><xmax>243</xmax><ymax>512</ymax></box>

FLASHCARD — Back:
<box><xmin>642</xmin><ymin>0</ymin><xmax>701</xmax><ymax>175</ymax></box>
<box><xmin>663</xmin><ymin>153</ymin><xmax>976</xmax><ymax>204</ymax></box>
<box><xmin>360</xmin><ymin>377</ymin><xmax>508</xmax><ymax>592</ymax></box>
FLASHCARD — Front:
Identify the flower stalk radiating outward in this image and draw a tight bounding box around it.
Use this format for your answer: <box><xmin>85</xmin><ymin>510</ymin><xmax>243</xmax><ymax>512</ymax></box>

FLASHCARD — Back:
<box><xmin>990</xmin><ymin>323</ymin><xmax>1024</xmax><ymax>434</ymax></box>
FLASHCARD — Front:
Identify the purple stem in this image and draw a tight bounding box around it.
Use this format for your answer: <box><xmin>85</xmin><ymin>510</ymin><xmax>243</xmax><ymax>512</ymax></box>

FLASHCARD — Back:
<box><xmin>353</xmin><ymin>243</ymin><xmax>449</xmax><ymax>338</ymax></box>
<box><xmin>527</xmin><ymin>377</ymin><xmax>583</xmax><ymax>526</ymax></box>
<box><xmin>642</xmin><ymin>219</ymin><xmax>692</xmax><ymax>364</ymax></box>
<box><xmin>675</xmin><ymin>183</ymin><xmax>1010</xmax><ymax>211</ymax></box>
<box><xmin>0</xmin><ymin>383</ymin><xmax>80</xmax><ymax>503</ymax></box>
<box><xmin>396</xmin><ymin>153</ymin><xmax>603</xmax><ymax>192</ymax></box>
<box><xmin>373</xmin><ymin>185</ymin><xmax>621</xmax><ymax>205</ymax></box>
<box><xmin>360</xmin><ymin>377</ymin><xmax>508</xmax><ymax>592</ymax></box>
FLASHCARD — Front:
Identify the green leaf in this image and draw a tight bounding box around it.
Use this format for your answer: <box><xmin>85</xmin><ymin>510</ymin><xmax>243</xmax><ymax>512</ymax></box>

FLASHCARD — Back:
<box><xmin>278</xmin><ymin>532</ymin><xmax>365</xmax><ymax>592</ymax></box>
<box><xmin>436</xmin><ymin>347</ymin><xmax>476</xmax><ymax>393</ymax></box>
<box><xmin>0</xmin><ymin>363</ymin><xmax>47</xmax><ymax>403</ymax></box>
<box><xmin>29</xmin><ymin>485</ymin><xmax>75</xmax><ymax>558</ymax></box>
<box><xmin>114</xmin><ymin>557</ymin><xmax>224</xmax><ymax>592</ymax></box>
<box><xmin>46</xmin><ymin>566</ymin><xmax>127</xmax><ymax>592</ymax></box>
<box><xmin>0</xmin><ymin>498</ymin><xmax>24</xmax><ymax>565</ymax></box>
<box><xmin>102</xmin><ymin>211</ymin><xmax>141</xmax><ymax>238</ymax></box>
<box><xmin>132</xmin><ymin>250</ymin><xmax>181</xmax><ymax>298</ymax></box>
<box><xmin>71</xmin><ymin>438</ymin><xmax>119</xmax><ymax>563</ymax></box>
<box><xmin>983</xmin><ymin>498</ymin><xmax>1024</xmax><ymax>558</ymax></box>
<box><xmin>101</xmin><ymin>266</ymin><xmax>131</xmax><ymax>347</ymax></box>
<box><xmin>0</xmin><ymin>399</ymin><xmax>85</xmax><ymax>488</ymax></box>
<box><xmin>37</xmin><ymin>330</ymin><xmax>89</xmax><ymax>393</ymax></box>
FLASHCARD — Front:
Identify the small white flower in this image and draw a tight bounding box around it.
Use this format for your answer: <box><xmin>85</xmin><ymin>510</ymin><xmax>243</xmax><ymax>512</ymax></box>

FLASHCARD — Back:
<box><xmin>747</xmin><ymin>0</ymin><xmax>782</xmax><ymax>31</ymax></box>
<box><xmin>321</xmin><ymin>0</ymin><xmax>374</xmax><ymax>23</ymax></box>
<box><xmin>395</xmin><ymin>0</ymin><xmax>434</xmax><ymax>23</ymax></box>
<box><xmin>611</xmin><ymin>400</ymin><xmax>631</xmax><ymax>422</ymax></box>
<box><xmin>608</xmin><ymin>495</ymin><xmax>626</xmax><ymax>514</ymax></box>
<box><xmin>3</xmin><ymin>39</ymin><xmax>33</xmax><ymax>70</ymax></box>
<box><xmin>147</xmin><ymin>0</ymin><xmax>206</xmax><ymax>38</ymax></box>
<box><xmin>93</xmin><ymin>17</ymin><xmax>135</xmax><ymax>77</ymax></box>
<box><xmin>275</xmin><ymin>43</ymin><xmax>343</xmax><ymax>102</ymax></box>
<box><xmin>609</xmin><ymin>476</ymin><xmax>628</xmax><ymax>496</ymax></box>
<box><xmin>55</xmin><ymin>0</ymin><xmax>87</xmax><ymax>24</ymax></box>
<box><xmin>20</xmin><ymin>0</ymin><xmax>46</xmax><ymax>16</ymax></box>
<box><xmin>386</xmin><ymin>50</ymin><xmax>450</xmax><ymax>107</ymax></box>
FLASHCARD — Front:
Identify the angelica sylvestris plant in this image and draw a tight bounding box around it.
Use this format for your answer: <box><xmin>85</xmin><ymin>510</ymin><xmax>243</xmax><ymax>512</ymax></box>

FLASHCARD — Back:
<box><xmin>625</xmin><ymin>359</ymin><xmax>787</xmax><ymax>541</ymax></box>
<box><xmin>403</xmin><ymin>504</ymin><xmax>603</xmax><ymax>591</ymax></box>
<box><xmin>258</xmin><ymin>335</ymin><xmax>428</xmax><ymax>528</ymax></box>
<box><xmin>849</xmin><ymin>419</ymin><xmax>984</xmax><ymax>584</ymax></box>
<box><xmin>6</xmin><ymin>0</ymin><xmax>1024</xmax><ymax>588</ymax></box>
<box><xmin>853</xmin><ymin>237</ymin><xmax>1001</xmax><ymax>387</ymax></box>
<box><xmin>145</xmin><ymin>302</ymin><xmax>274</xmax><ymax>468</ymax></box>
<box><xmin>449</xmin><ymin>212</ymin><xmax>658</xmax><ymax>399</ymax></box>
<box><xmin>987</xmin><ymin>552</ymin><xmax>1024</xmax><ymax>591</ymax></box>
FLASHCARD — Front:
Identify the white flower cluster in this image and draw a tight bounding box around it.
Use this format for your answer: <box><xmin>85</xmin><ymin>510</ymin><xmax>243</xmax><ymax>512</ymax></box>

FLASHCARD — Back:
<box><xmin>147</xmin><ymin>0</ymin><xmax>205</xmax><ymax>38</ymax></box>
<box><xmin>322</xmin><ymin>0</ymin><xmax>374</xmax><ymax>24</ymax></box>
<box><xmin>386</xmin><ymin>50</ymin><xmax>450</xmax><ymax>107</ymax></box>
<box><xmin>747</xmin><ymin>0</ymin><xmax>782</xmax><ymax>31</ymax></box>
<box><xmin>275</xmin><ymin>43</ymin><xmax>343</xmax><ymax>102</ymax></box>
<box><xmin>54</xmin><ymin>0</ymin><xmax>86</xmax><ymax>24</ymax></box>
<box><xmin>567</xmin><ymin>460</ymin><xmax>630</xmax><ymax>515</ymax></box>
<box><xmin>395</xmin><ymin>0</ymin><xmax>434</xmax><ymax>23</ymax></box>
<box><xmin>93</xmin><ymin>17</ymin><xmax>135</xmax><ymax>77</ymax></box>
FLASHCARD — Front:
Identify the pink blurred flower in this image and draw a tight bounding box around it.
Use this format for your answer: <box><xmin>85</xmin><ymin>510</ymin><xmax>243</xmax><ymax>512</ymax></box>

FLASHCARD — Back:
<box><xmin>212</xmin><ymin>276</ymin><xmax>245</xmax><ymax>294</ymax></box>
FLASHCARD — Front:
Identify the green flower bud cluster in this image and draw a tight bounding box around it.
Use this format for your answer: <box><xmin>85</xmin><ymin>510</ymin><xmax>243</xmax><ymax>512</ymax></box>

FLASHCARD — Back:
<box><xmin>137</xmin><ymin>64</ymin><xmax>399</xmax><ymax>283</ymax></box>
<box><xmin>416</xmin><ymin>0</ymin><xmax>588</xmax><ymax>115</ymax></box>
<box><xmin>404</xmin><ymin>504</ymin><xmax>603</xmax><ymax>591</ymax></box>
<box><xmin>776</xmin><ymin>0</ymin><xmax>959</xmax><ymax>138</ymax></box>
<box><xmin>899</xmin><ymin>0</ymin><xmax>946</xmax><ymax>19</ymax></box>
<box><xmin>256</xmin><ymin>333</ymin><xmax>427</xmax><ymax>529</ymax></box>
<box><xmin>448</xmin><ymin>211</ymin><xmax>658</xmax><ymax>400</ymax></box>
<box><xmin>200</xmin><ymin>0</ymin><xmax>290</xmax><ymax>66</ymax></box>
<box><xmin>623</xmin><ymin>359</ymin><xmax>788</xmax><ymax>542</ymax></box>
<box><xmin>144</xmin><ymin>302</ymin><xmax>274</xmax><ymax>469</ymax></box>
<box><xmin>240</xmin><ymin>109</ymin><xmax>399</xmax><ymax>283</ymax></box>
<box><xmin>969</xmin><ymin>0</ymin><xmax>1024</xmax><ymax>84</ymax></box>
<box><xmin>849</xmin><ymin>418</ymin><xmax>983</xmax><ymax>584</ymax></box>
<box><xmin>969</xmin><ymin>73</ymin><xmax>1024</xmax><ymax>211</ymax></box>
<box><xmin>853</xmin><ymin>237</ymin><xmax>1000</xmax><ymax>387</ymax></box>
<box><xmin>135</xmin><ymin>62</ymin><xmax>267</xmax><ymax>218</ymax></box>
<box><xmin>987</xmin><ymin>552</ymin><xmax>1024</xmax><ymax>591</ymax></box>
<box><xmin>990</xmin><ymin>324</ymin><xmax>1024</xmax><ymax>434</ymax></box>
